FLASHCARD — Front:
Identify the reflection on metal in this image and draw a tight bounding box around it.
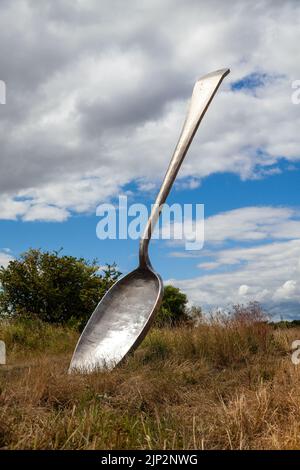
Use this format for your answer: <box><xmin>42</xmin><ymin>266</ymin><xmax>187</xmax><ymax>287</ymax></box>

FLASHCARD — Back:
<box><xmin>69</xmin><ymin>68</ymin><xmax>230</xmax><ymax>373</ymax></box>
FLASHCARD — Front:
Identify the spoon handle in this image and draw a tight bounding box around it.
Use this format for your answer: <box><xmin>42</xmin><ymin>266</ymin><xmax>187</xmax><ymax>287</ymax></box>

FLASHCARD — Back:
<box><xmin>139</xmin><ymin>68</ymin><xmax>230</xmax><ymax>268</ymax></box>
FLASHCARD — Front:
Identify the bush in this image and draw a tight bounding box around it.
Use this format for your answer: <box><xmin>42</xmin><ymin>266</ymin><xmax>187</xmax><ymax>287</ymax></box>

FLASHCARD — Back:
<box><xmin>0</xmin><ymin>249</ymin><xmax>120</xmax><ymax>328</ymax></box>
<box><xmin>155</xmin><ymin>285</ymin><xmax>189</xmax><ymax>327</ymax></box>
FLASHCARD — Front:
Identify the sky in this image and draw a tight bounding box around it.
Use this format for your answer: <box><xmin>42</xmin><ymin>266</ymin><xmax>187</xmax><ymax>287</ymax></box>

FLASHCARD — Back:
<box><xmin>0</xmin><ymin>0</ymin><xmax>300</xmax><ymax>319</ymax></box>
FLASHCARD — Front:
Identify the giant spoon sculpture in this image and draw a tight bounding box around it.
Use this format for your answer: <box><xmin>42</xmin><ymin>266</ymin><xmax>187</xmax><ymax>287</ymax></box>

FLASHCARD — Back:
<box><xmin>69</xmin><ymin>68</ymin><xmax>230</xmax><ymax>373</ymax></box>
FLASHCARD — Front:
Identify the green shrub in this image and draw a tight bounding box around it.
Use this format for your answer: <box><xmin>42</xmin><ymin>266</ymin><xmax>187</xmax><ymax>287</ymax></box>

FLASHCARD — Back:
<box><xmin>155</xmin><ymin>285</ymin><xmax>189</xmax><ymax>327</ymax></box>
<box><xmin>0</xmin><ymin>248</ymin><xmax>120</xmax><ymax>328</ymax></box>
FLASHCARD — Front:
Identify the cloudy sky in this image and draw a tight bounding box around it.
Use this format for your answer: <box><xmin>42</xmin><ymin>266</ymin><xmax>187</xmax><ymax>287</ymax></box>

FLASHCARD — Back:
<box><xmin>0</xmin><ymin>0</ymin><xmax>300</xmax><ymax>318</ymax></box>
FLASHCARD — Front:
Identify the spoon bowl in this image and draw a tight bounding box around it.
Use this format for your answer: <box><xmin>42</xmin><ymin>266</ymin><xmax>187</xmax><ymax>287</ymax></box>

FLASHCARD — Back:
<box><xmin>69</xmin><ymin>267</ymin><xmax>162</xmax><ymax>372</ymax></box>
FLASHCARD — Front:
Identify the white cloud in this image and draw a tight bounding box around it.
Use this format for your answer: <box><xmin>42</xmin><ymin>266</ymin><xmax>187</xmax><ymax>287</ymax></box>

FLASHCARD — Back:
<box><xmin>0</xmin><ymin>1</ymin><xmax>300</xmax><ymax>220</ymax></box>
<box><xmin>0</xmin><ymin>251</ymin><xmax>14</xmax><ymax>268</ymax></box>
<box><xmin>0</xmin><ymin>197</ymin><xmax>29</xmax><ymax>220</ymax></box>
<box><xmin>0</xmin><ymin>1</ymin><xmax>299</xmax><ymax>317</ymax></box>
<box><xmin>274</xmin><ymin>280</ymin><xmax>297</xmax><ymax>300</ymax></box>
<box><xmin>22</xmin><ymin>204</ymin><xmax>69</xmax><ymax>222</ymax></box>
<box><xmin>168</xmin><ymin>206</ymin><xmax>300</xmax><ymax>318</ymax></box>
<box><xmin>204</xmin><ymin>207</ymin><xmax>300</xmax><ymax>243</ymax></box>
<box><xmin>166</xmin><ymin>206</ymin><xmax>300</xmax><ymax>249</ymax></box>
<box><xmin>239</xmin><ymin>284</ymin><xmax>250</xmax><ymax>296</ymax></box>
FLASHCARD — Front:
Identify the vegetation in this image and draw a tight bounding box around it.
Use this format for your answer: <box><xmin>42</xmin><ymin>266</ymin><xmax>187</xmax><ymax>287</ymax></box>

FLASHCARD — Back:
<box><xmin>0</xmin><ymin>317</ymin><xmax>78</xmax><ymax>359</ymax></box>
<box><xmin>270</xmin><ymin>319</ymin><xmax>300</xmax><ymax>329</ymax></box>
<box><xmin>1</xmin><ymin>250</ymin><xmax>299</xmax><ymax>449</ymax></box>
<box><xmin>0</xmin><ymin>249</ymin><xmax>191</xmax><ymax>328</ymax></box>
<box><xmin>0</xmin><ymin>249</ymin><xmax>120</xmax><ymax>328</ymax></box>
<box><xmin>0</xmin><ymin>310</ymin><xmax>299</xmax><ymax>450</ymax></box>
<box><xmin>155</xmin><ymin>285</ymin><xmax>189</xmax><ymax>327</ymax></box>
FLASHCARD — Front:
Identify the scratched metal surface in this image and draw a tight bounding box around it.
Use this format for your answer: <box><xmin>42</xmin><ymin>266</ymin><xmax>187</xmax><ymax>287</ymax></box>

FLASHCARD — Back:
<box><xmin>69</xmin><ymin>268</ymin><xmax>162</xmax><ymax>372</ymax></box>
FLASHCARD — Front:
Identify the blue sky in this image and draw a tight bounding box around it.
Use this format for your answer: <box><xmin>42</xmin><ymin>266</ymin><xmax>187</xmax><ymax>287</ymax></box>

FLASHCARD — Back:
<box><xmin>0</xmin><ymin>1</ymin><xmax>300</xmax><ymax>318</ymax></box>
<box><xmin>2</xmin><ymin>159</ymin><xmax>300</xmax><ymax>278</ymax></box>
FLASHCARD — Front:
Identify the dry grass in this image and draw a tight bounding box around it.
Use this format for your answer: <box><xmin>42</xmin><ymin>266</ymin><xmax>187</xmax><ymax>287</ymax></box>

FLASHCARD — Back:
<box><xmin>0</xmin><ymin>316</ymin><xmax>300</xmax><ymax>449</ymax></box>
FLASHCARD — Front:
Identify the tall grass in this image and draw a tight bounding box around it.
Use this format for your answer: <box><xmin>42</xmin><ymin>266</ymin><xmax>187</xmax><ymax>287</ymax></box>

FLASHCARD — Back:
<box><xmin>0</xmin><ymin>317</ymin><xmax>78</xmax><ymax>360</ymax></box>
<box><xmin>0</xmin><ymin>314</ymin><xmax>299</xmax><ymax>449</ymax></box>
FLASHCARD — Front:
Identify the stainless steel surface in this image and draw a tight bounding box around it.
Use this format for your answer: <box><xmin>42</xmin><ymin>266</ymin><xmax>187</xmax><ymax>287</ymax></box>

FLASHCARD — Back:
<box><xmin>69</xmin><ymin>68</ymin><xmax>230</xmax><ymax>373</ymax></box>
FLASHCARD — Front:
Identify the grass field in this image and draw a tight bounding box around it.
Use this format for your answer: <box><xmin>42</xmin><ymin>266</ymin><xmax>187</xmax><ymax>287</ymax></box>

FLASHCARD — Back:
<box><xmin>1</xmin><ymin>316</ymin><xmax>300</xmax><ymax>450</ymax></box>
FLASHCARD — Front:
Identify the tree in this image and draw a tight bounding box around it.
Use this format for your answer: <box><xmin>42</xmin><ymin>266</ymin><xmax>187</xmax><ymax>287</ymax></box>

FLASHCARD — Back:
<box><xmin>0</xmin><ymin>249</ymin><xmax>120</xmax><ymax>328</ymax></box>
<box><xmin>155</xmin><ymin>285</ymin><xmax>189</xmax><ymax>327</ymax></box>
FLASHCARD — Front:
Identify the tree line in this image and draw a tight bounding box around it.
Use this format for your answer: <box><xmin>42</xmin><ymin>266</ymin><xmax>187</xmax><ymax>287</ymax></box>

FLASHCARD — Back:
<box><xmin>0</xmin><ymin>249</ymin><xmax>191</xmax><ymax>329</ymax></box>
